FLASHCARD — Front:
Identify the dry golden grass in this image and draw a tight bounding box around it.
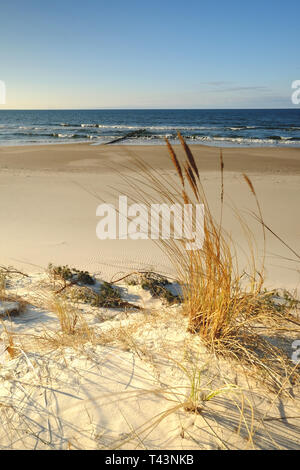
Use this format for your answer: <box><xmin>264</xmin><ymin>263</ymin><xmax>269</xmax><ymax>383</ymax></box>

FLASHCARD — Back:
<box><xmin>164</xmin><ymin>134</ymin><xmax>269</xmax><ymax>341</ymax></box>
<box><xmin>0</xmin><ymin>322</ymin><xmax>18</xmax><ymax>359</ymax></box>
<box><xmin>119</xmin><ymin>133</ymin><xmax>299</xmax><ymax>392</ymax></box>
<box><xmin>120</xmin><ymin>133</ymin><xmax>258</xmax><ymax>340</ymax></box>
<box><xmin>42</xmin><ymin>295</ymin><xmax>96</xmax><ymax>349</ymax></box>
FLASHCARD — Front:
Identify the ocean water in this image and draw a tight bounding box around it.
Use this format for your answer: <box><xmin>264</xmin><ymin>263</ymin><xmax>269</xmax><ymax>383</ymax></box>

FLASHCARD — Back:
<box><xmin>0</xmin><ymin>109</ymin><xmax>300</xmax><ymax>147</ymax></box>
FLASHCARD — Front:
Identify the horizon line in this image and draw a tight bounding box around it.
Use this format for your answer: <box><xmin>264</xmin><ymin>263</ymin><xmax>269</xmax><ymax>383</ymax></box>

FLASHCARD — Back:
<box><xmin>0</xmin><ymin>107</ymin><xmax>298</xmax><ymax>111</ymax></box>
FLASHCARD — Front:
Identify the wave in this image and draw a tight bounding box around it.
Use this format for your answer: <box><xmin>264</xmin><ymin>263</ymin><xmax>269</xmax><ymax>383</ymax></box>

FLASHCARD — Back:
<box><xmin>11</xmin><ymin>132</ymin><xmax>57</xmax><ymax>137</ymax></box>
<box><xmin>80</xmin><ymin>123</ymin><xmax>102</xmax><ymax>128</ymax></box>
<box><xmin>57</xmin><ymin>122</ymin><xmax>300</xmax><ymax>134</ymax></box>
<box><xmin>60</xmin><ymin>123</ymin><xmax>102</xmax><ymax>128</ymax></box>
<box><xmin>124</xmin><ymin>134</ymin><xmax>300</xmax><ymax>145</ymax></box>
<box><xmin>1</xmin><ymin>120</ymin><xmax>300</xmax><ymax>147</ymax></box>
<box><xmin>3</xmin><ymin>126</ymin><xmax>300</xmax><ymax>143</ymax></box>
<box><xmin>2</xmin><ymin>131</ymin><xmax>97</xmax><ymax>140</ymax></box>
<box><xmin>52</xmin><ymin>133</ymin><xmax>95</xmax><ymax>139</ymax></box>
<box><xmin>184</xmin><ymin>135</ymin><xmax>300</xmax><ymax>145</ymax></box>
<box><xmin>58</xmin><ymin>123</ymin><xmax>223</xmax><ymax>131</ymax></box>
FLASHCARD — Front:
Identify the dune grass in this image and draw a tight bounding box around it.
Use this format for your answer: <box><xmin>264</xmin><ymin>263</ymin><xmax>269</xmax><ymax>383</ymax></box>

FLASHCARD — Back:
<box><xmin>122</xmin><ymin>133</ymin><xmax>260</xmax><ymax>340</ymax></box>
<box><xmin>44</xmin><ymin>295</ymin><xmax>96</xmax><ymax>348</ymax></box>
<box><xmin>163</xmin><ymin>134</ymin><xmax>267</xmax><ymax>341</ymax></box>
<box><xmin>119</xmin><ymin>133</ymin><xmax>299</xmax><ymax>392</ymax></box>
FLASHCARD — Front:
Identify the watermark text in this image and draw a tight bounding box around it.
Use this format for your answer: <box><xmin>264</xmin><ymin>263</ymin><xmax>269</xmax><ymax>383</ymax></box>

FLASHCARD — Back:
<box><xmin>96</xmin><ymin>196</ymin><xmax>204</xmax><ymax>250</ymax></box>
<box><xmin>291</xmin><ymin>340</ymin><xmax>300</xmax><ymax>364</ymax></box>
<box><xmin>0</xmin><ymin>81</ymin><xmax>6</xmax><ymax>105</ymax></box>
<box><xmin>291</xmin><ymin>80</ymin><xmax>300</xmax><ymax>105</ymax></box>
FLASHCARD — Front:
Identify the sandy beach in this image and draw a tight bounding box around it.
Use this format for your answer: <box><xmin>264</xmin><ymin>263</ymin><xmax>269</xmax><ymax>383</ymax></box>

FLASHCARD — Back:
<box><xmin>0</xmin><ymin>142</ymin><xmax>299</xmax><ymax>450</ymax></box>
<box><xmin>0</xmin><ymin>143</ymin><xmax>299</xmax><ymax>290</ymax></box>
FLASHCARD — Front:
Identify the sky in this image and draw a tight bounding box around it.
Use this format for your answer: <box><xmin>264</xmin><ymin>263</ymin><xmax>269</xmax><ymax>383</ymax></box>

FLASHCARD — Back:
<box><xmin>0</xmin><ymin>0</ymin><xmax>300</xmax><ymax>109</ymax></box>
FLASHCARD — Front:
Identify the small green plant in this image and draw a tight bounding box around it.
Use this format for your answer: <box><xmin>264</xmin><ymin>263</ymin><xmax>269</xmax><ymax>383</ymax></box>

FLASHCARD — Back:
<box><xmin>183</xmin><ymin>367</ymin><xmax>203</xmax><ymax>414</ymax></box>
<box><xmin>70</xmin><ymin>282</ymin><xmax>135</xmax><ymax>308</ymax></box>
<box><xmin>171</xmin><ymin>360</ymin><xmax>238</xmax><ymax>415</ymax></box>
<box><xmin>48</xmin><ymin>264</ymin><xmax>95</xmax><ymax>285</ymax></box>
<box><xmin>282</xmin><ymin>289</ymin><xmax>300</xmax><ymax>310</ymax></box>
<box><xmin>97</xmin><ymin>282</ymin><xmax>124</xmax><ymax>307</ymax></box>
<box><xmin>126</xmin><ymin>272</ymin><xmax>181</xmax><ymax>305</ymax></box>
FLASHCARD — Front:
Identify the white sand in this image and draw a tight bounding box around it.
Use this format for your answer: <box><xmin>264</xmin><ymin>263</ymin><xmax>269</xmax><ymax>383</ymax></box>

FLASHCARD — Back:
<box><xmin>0</xmin><ymin>272</ymin><xmax>298</xmax><ymax>450</ymax></box>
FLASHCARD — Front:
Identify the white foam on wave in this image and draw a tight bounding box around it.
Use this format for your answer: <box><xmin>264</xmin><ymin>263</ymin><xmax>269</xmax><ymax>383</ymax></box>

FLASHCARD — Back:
<box><xmin>187</xmin><ymin>135</ymin><xmax>300</xmax><ymax>146</ymax></box>
<box><xmin>58</xmin><ymin>123</ymin><xmax>221</xmax><ymax>131</ymax></box>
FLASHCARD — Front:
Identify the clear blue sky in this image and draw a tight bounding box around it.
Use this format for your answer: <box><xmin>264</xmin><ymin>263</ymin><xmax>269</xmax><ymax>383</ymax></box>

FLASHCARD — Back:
<box><xmin>1</xmin><ymin>0</ymin><xmax>299</xmax><ymax>109</ymax></box>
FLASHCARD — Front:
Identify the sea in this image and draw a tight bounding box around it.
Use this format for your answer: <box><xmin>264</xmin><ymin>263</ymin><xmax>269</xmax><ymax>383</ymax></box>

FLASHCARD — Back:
<box><xmin>0</xmin><ymin>109</ymin><xmax>300</xmax><ymax>147</ymax></box>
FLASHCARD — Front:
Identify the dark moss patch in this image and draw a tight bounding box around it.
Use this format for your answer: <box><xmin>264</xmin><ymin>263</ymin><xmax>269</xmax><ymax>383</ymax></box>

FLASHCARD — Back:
<box><xmin>126</xmin><ymin>272</ymin><xmax>182</xmax><ymax>305</ymax></box>
<box><xmin>48</xmin><ymin>264</ymin><xmax>95</xmax><ymax>285</ymax></box>
<box><xmin>71</xmin><ymin>282</ymin><xmax>140</xmax><ymax>309</ymax></box>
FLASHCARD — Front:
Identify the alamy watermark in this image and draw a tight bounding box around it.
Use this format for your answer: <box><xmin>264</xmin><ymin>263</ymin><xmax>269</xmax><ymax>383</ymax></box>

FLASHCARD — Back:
<box><xmin>291</xmin><ymin>80</ymin><xmax>300</xmax><ymax>105</ymax></box>
<box><xmin>291</xmin><ymin>340</ymin><xmax>300</xmax><ymax>365</ymax></box>
<box><xmin>96</xmin><ymin>196</ymin><xmax>204</xmax><ymax>250</ymax></box>
<box><xmin>0</xmin><ymin>80</ymin><xmax>6</xmax><ymax>105</ymax></box>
